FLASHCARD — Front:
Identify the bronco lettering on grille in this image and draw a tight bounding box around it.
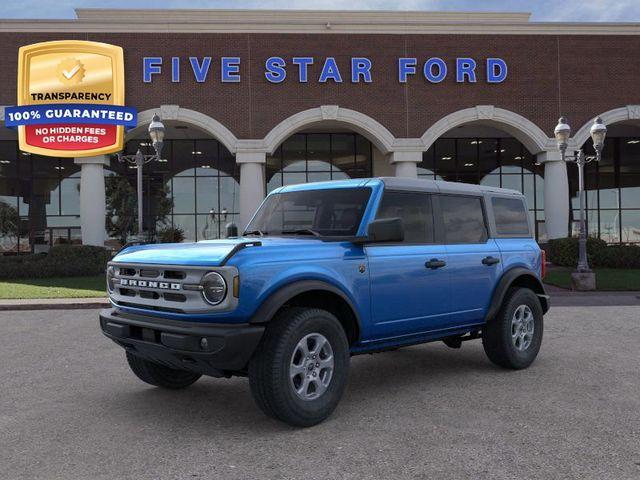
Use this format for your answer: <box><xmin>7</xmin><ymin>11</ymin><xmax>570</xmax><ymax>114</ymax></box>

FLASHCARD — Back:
<box><xmin>119</xmin><ymin>278</ymin><xmax>181</xmax><ymax>290</ymax></box>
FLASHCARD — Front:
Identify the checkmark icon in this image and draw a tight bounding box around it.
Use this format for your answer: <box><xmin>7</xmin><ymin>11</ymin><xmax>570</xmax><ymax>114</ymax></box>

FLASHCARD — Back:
<box><xmin>62</xmin><ymin>64</ymin><xmax>80</xmax><ymax>79</ymax></box>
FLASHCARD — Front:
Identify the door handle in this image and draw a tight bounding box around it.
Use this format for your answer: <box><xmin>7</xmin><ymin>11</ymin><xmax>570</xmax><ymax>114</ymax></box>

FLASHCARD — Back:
<box><xmin>482</xmin><ymin>256</ymin><xmax>500</xmax><ymax>266</ymax></box>
<box><xmin>425</xmin><ymin>259</ymin><xmax>446</xmax><ymax>269</ymax></box>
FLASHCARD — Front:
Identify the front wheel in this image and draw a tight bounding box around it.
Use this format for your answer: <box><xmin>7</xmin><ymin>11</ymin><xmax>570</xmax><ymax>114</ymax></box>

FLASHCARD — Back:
<box><xmin>126</xmin><ymin>352</ymin><xmax>202</xmax><ymax>389</ymax></box>
<box><xmin>482</xmin><ymin>287</ymin><xmax>544</xmax><ymax>370</ymax></box>
<box><xmin>248</xmin><ymin>307</ymin><xmax>350</xmax><ymax>427</ymax></box>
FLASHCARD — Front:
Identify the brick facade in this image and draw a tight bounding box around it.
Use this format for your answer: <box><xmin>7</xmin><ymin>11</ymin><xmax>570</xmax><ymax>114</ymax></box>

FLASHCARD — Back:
<box><xmin>0</xmin><ymin>32</ymin><xmax>638</xmax><ymax>140</ymax></box>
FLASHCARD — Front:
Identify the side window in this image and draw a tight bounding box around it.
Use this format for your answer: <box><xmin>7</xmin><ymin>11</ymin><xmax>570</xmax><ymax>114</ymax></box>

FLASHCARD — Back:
<box><xmin>492</xmin><ymin>197</ymin><xmax>531</xmax><ymax>236</ymax></box>
<box><xmin>375</xmin><ymin>191</ymin><xmax>434</xmax><ymax>243</ymax></box>
<box><xmin>440</xmin><ymin>195</ymin><xmax>488</xmax><ymax>244</ymax></box>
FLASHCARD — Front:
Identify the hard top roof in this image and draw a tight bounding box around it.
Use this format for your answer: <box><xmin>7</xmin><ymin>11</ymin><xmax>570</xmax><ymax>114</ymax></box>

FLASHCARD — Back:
<box><xmin>275</xmin><ymin>177</ymin><xmax>522</xmax><ymax>197</ymax></box>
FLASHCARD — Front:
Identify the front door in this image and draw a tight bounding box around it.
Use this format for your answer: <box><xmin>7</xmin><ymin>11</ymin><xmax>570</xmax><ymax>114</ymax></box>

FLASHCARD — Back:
<box><xmin>366</xmin><ymin>190</ymin><xmax>451</xmax><ymax>340</ymax></box>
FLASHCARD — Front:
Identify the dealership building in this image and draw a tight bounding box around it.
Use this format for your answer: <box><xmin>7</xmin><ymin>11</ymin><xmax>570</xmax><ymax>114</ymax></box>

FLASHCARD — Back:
<box><xmin>0</xmin><ymin>8</ymin><xmax>639</xmax><ymax>252</ymax></box>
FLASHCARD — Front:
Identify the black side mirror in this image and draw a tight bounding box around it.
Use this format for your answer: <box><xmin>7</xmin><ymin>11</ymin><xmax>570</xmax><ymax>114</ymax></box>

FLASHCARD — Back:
<box><xmin>363</xmin><ymin>217</ymin><xmax>404</xmax><ymax>243</ymax></box>
<box><xmin>225</xmin><ymin>222</ymin><xmax>239</xmax><ymax>238</ymax></box>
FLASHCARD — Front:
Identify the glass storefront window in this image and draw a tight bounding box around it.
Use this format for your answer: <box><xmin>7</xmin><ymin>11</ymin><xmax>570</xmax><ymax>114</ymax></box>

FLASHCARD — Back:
<box><xmin>105</xmin><ymin>138</ymin><xmax>240</xmax><ymax>245</ymax></box>
<box><xmin>172</xmin><ymin>214</ymin><xmax>196</xmax><ymax>242</ymax></box>
<box><xmin>501</xmin><ymin>174</ymin><xmax>523</xmax><ymax>192</ymax></box>
<box><xmin>266</xmin><ymin>133</ymin><xmax>372</xmax><ymax>193</ymax></box>
<box><xmin>434</xmin><ymin>139</ymin><xmax>456</xmax><ymax>180</ymax></box>
<box><xmin>621</xmin><ymin>175</ymin><xmax>640</xmax><ymax>209</ymax></box>
<box><xmin>60</xmin><ymin>177</ymin><xmax>80</xmax><ymax>215</ymax></box>
<box><xmin>307</xmin><ymin>134</ymin><xmax>331</xmax><ymax>172</ymax></box>
<box><xmin>421</xmin><ymin>136</ymin><xmax>545</xmax><ymax>241</ymax></box>
<box><xmin>569</xmin><ymin>136</ymin><xmax>640</xmax><ymax>244</ymax></box>
<box><xmin>621</xmin><ymin>210</ymin><xmax>640</xmax><ymax>243</ymax></box>
<box><xmin>172</xmin><ymin>177</ymin><xmax>196</xmax><ymax>214</ymax></box>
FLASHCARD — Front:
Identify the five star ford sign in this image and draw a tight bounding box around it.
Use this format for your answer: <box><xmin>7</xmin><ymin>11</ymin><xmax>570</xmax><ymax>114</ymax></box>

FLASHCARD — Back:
<box><xmin>4</xmin><ymin>40</ymin><xmax>137</xmax><ymax>157</ymax></box>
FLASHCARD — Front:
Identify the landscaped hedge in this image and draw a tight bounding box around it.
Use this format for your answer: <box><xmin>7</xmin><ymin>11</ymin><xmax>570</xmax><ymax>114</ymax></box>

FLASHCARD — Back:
<box><xmin>0</xmin><ymin>245</ymin><xmax>112</xmax><ymax>279</ymax></box>
<box><xmin>547</xmin><ymin>237</ymin><xmax>640</xmax><ymax>269</ymax></box>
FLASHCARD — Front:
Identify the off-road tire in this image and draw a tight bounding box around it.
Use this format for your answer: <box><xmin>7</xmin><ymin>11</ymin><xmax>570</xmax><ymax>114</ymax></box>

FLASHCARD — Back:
<box><xmin>126</xmin><ymin>351</ymin><xmax>202</xmax><ymax>389</ymax></box>
<box><xmin>482</xmin><ymin>287</ymin><xmax>544</xmax><ymax>370</ymax></box>
<box><xmin>248</xmin><ymin>307</ymin><xmax>350</xmax><ymax>427</ymax></box>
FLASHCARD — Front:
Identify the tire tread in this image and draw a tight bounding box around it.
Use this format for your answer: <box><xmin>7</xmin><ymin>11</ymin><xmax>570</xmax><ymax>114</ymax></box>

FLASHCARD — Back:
<box><xmin>126</xmin><ymin>351</ymin><xmax>201</xmax><ymax>389</ymax></box>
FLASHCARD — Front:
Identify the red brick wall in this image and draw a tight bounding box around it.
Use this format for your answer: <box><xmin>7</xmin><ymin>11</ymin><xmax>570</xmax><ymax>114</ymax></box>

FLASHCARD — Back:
<box><xmin>0</xmin><ymin>32</ymin><xmax>638</xmax><ymax>141</ymax></box>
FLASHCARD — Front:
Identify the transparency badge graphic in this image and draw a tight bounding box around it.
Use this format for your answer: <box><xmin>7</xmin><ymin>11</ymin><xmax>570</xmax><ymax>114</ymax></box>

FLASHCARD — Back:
<box><xmin>5</xmin><ymin>40</ymin><xmax>137</xmax><ymax>157</ymax></box>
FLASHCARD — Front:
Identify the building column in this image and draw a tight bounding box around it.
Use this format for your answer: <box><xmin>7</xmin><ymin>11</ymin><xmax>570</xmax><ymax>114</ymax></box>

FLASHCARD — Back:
<box><xmin>390</xmin><ymin>150</ymin><xmax>422</xmax><ymax>178</ymax></box>
<box><xmin>74</xmin><ymin>155</ymin><xmax>109</xmax><ymax>246</ymax></box>
<box><xmin>237</xmin><ymin>151</ymin><xmax>266</xmax><ymax>230</ymax></box>
<box><xmin>538</xmin><ymin>151</ymin><xmax>569</xmax><ymax>240</ymax></box>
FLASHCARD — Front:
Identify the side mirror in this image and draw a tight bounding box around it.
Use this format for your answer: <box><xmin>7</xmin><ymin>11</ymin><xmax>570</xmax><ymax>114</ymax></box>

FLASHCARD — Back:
<box><xmin>225</xmin><ymin>222</ymin><xmax>239</xmax><ymax>238</ymax></box>
<box><xmin>363</xmin><ymin>217</ymin><xmax>404</xmax><ymax>243</ymax></box>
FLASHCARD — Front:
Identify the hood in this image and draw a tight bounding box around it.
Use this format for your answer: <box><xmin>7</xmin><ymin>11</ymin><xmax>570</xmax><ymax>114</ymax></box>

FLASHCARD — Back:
<box><xmin>112</xmin><ymin>236</ymin><xmax>327</xmax><ymax>267</ymax></box>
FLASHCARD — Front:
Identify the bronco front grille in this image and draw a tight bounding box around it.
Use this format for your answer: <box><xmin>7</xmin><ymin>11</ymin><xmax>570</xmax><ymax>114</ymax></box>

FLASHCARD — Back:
<box><xmin>108</xmin><ymin>262</ymin><xmax>238</xmax><ymax>315</ymax></box>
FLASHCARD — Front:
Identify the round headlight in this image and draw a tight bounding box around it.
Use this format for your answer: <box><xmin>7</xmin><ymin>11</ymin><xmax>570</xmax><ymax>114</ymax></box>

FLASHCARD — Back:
<box><xmin>106</xmin><ymin>265</ymin><xmax>116</xmax><ymax>293</ymax></box>
<box><xmin>201</xmin><ymin>272</ymin><xmax>227</xmax><ymax>305</ymax></box>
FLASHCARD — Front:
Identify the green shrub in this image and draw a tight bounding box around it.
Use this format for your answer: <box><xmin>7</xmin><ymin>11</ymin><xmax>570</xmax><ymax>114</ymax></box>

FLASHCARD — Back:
<box><xmin>594</xmin><ymin>244</ymin><xmax>640</xmax><ymax>269</ymax></box>
<box><xmin>0</xmin><ymin>245</ymin><xmax>112</xmax><ymax>279</ymax></box>
<box><xmin>157</xmin><ymin>226</ymin><xmax>185</xmax><ymax>243</ymax></box>
<box><xmin>547</xmin><ymin>237</ymin><xmax>640</xmax><ymax>269</ymax></box>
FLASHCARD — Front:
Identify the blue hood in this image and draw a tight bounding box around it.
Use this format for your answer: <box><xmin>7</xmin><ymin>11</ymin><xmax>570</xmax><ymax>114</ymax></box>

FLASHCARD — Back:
<box><xmin>112</xmin><ymin>237</ymin><xmax>327</xmax><ymax>266</ymax></box>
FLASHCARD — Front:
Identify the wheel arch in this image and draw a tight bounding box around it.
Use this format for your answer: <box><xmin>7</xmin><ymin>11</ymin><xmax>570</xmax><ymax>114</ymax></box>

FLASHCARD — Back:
<box><xmin>486</xmin><ymin>267</ymin><xmax>550</xmax><ymax>322</ymax></box>
<box><xmin>249</xmin><ymin>280</ymin><xmax>361</xmax><ymax>345</ymax></box>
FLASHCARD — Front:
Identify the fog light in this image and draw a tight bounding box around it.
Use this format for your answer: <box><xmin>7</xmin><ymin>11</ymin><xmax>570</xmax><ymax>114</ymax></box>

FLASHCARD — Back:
<box><xmin>200</xmin><ymin>338</ymin><xmax>209</xmax><ymax>350</ymax></box>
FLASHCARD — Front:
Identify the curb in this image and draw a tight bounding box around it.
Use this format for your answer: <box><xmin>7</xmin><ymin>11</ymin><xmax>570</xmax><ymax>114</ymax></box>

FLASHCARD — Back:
<box><xmin>0</xmin><ymin>298</ymin><xmax>110</xmax><ymax>311</ymax></box>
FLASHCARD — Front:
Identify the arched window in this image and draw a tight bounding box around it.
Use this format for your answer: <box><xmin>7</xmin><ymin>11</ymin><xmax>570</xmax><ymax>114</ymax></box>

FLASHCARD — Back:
<box><xmin>418</xmin><ymin>136</ymin><xmax>545</xmax><ymax>241</ymax></box>
<box><xmin>112</xmin><ymin>138</ymin><xmax>240</xmax><ymax>243</ymax></box>
<box><xmin>569</xmin><ymin>136</ymin><xmax>640</xmax><ymax>244</ymax></box>
<box><xmin>266</xmin><ymin>133</ymin><xmax>373</xmax><ymax>193</ymax></box>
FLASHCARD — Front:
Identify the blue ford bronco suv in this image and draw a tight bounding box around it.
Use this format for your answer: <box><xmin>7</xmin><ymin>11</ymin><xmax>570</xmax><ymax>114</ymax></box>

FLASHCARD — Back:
<box><xmin>100</xmin><ymin>177</ymin><xmax>549</xmax><ymax>427</ymax></box>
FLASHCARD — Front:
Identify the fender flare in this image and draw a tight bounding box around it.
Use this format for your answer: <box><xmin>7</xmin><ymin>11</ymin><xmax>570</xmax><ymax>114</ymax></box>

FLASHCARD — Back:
<box><xmin>485</xmin><ymin>267</ymin><xmax>550</xmax><ymax>322</ymax></box>
<box><xmin>249</xmin><ymin>279</ymin><xmax>362</xmax><ymax>330</ymax></box>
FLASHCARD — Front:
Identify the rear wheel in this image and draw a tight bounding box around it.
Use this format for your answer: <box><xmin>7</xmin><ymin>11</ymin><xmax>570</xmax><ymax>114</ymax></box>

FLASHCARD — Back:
<box><xmin>482</xmin><ymin>287</ymin><xmax>543</xmax><ymax>369</ymax></box>
<box><xmin>248</xmin><ymin>307</ymin><xmax>350</xmax><ymax>427</ymax></box>
<box><xmin>126</xmin><ymin>352</ymin><xmax>201</xmax><ymax>389</ymax></box>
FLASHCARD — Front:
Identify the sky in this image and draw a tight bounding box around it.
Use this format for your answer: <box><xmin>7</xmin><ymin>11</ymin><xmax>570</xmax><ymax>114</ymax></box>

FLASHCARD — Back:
<box><xmin>0</xmin><ymin>0</ymin><xmax>639</xmax><ymax>22</ymax></box>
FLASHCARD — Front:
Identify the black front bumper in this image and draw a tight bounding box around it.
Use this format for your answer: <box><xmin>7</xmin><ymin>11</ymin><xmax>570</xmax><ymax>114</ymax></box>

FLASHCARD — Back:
<box><xmin>99</xmin><ymin>308</ymin><xmax>264</xmax><ymax>376</ymax></box>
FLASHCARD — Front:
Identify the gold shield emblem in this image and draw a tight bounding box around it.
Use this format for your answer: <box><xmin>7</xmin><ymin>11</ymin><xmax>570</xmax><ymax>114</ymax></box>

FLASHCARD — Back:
<box><xmin>16</xmin><ymin>40</ymin><xmax>125</xmax><ymax>157</ymax></box>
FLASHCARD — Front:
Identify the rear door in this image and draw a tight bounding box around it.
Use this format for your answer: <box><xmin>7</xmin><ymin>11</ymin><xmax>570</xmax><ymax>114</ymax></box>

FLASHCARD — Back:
<box><xmin>437</xmin><ymin>194</ymin><xmax>503</xmax><ymax>326</ymax></box>
<box><xmin>366</xmin><ymin>190</ymin><xmax>451</xmax><ymax>339</ymax></box>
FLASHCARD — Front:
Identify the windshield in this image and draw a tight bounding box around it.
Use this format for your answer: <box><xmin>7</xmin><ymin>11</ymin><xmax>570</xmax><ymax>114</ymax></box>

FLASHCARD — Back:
<box><xmin>245</xmin><ymin>187</ymin><xmax>372</xmax><ymax>237</ymax></box>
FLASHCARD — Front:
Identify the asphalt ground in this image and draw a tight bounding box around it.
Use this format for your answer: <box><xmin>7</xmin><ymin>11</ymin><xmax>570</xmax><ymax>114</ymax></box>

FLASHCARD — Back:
<box><xmin>1</xmin><ymin>306</ymin><xmax>639</xmax><ymax>480</ymax></box>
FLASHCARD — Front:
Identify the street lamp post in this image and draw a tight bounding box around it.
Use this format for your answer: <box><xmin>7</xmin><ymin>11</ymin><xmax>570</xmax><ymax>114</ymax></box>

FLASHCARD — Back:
<box><xmin>553</xmin><ymin>116</ymin><xmax>607</xmax><ymax>288</ymax></box>
<box><xmin>117</xmin><ymin>114</ymin><xmax>166</xmax><ymax>240</ymax></box>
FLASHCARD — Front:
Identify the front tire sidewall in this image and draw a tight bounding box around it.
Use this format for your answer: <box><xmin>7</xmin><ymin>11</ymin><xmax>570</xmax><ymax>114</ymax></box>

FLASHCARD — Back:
<box><xmin>250</xmin><ymin>308</ymin><xmax>350</xmax><ymax>427</ymax></box>
<box><xmin>282</xmin><ymin>315</ymin><xmax>349</xmax><ymax>420</ymax></box>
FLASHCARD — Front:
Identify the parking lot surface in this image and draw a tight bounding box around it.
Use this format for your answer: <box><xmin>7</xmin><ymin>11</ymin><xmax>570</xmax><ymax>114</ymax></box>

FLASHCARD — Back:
<box><xmin>1</xmin><ymin>306</ymin><xmax>639</xmax><ymax>480</ymax></box>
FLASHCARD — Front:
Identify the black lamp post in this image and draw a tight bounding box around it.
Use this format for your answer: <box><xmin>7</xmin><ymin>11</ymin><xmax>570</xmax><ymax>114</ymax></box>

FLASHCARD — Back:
<box><xmin>553</xmin><ymin>116</ymin><xmax>607</xmax><ymax>282</ymax></box>
<box><xmin>117</xmin><ymin>114</ymin><xmax>166</xmax><ymax>238</ymax></box>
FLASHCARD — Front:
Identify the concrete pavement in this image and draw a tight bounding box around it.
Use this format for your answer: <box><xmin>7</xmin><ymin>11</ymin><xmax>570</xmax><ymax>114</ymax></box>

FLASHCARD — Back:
<box><xmin>1</xmin><ymin>306</ymin><xmax>639</xmax><ymax>479</ymax></box>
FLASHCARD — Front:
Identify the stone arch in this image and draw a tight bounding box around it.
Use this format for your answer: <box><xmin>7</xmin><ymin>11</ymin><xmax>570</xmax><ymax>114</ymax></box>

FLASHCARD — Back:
<box><xmin>127</xmin><ymin>105</ymin><xmax>239</xmax><ymax>154</ymax></box>
<box><xmin>420</xmin><ymin>105</ymin><xmax>553</xmax><ymax>154</ymax></box>
<box><xmin>263</xmin><ymin>105</ymin><xmax>396</xmax><ymax>155</ymax></box>
<box><xmin>572</xmin><ymin>105</ymin><xmax>640</xmax><ymax>148</ymax></box>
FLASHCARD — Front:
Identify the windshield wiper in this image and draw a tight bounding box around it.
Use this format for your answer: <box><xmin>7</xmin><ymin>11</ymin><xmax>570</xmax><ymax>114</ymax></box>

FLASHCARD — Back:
<box><xmin>281</xmin><ymin>228</ymin><xmax>321</xmax><ymax>237</ymax></box>
<box><xmin>243</xmin><ymin>229</ymin><xmax>266</xmax><ymax>236</ymax></box>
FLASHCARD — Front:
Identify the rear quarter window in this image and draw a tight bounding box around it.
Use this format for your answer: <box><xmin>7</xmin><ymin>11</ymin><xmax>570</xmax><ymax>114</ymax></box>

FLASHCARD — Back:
<box><xmin>440</xmin><ymin>195</ymin><xmax>488</xmax><ymax>244</ymax></box>
<box><xmin>492</xmin><ymin>197</ymin><xmax>531</xmax><ymax>236</ymax></box>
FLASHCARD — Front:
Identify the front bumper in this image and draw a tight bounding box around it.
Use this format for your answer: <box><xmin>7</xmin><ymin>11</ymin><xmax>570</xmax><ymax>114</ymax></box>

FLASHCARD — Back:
<box><xmin>99</xmin><ymin>308</ymin><xmax>264</xmax><ymax>376</ymax></box>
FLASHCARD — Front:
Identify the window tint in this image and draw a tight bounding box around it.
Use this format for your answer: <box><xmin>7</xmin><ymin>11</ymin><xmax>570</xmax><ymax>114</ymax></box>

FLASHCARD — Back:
<box><xmin>375</xmin><ymin>191</ymin><xmax>434</xmax><ymax>243</ymax></box>
<box><xmin>440</xmin><ymin>195</ymin><xmax>488</xmax><ymax>244</ymax></box>
<box><xmin>492</xmin><ymin>197</ymin><xmax>530</xmax><ymax>236</ymax></box>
